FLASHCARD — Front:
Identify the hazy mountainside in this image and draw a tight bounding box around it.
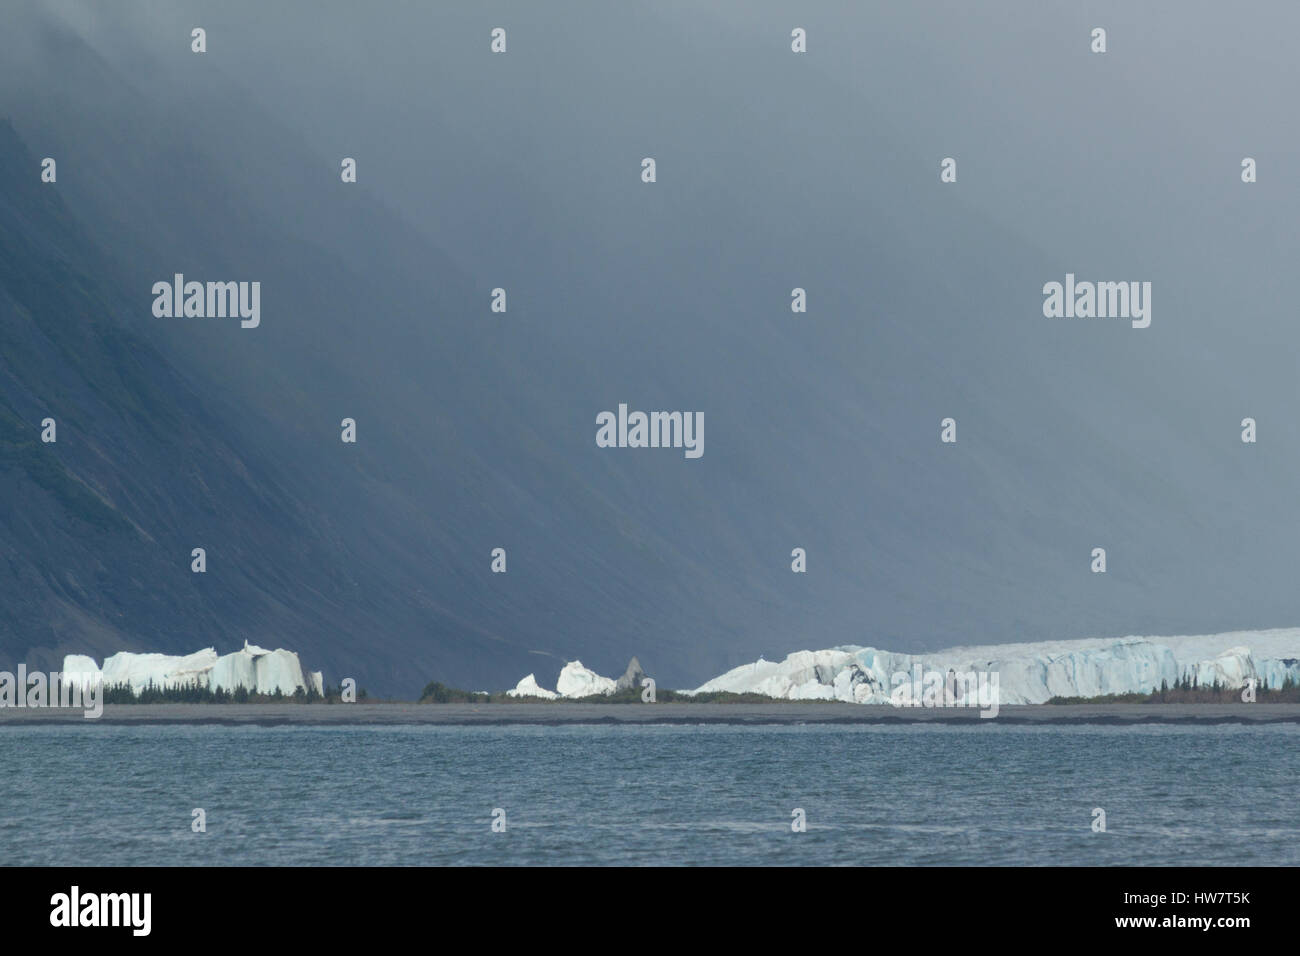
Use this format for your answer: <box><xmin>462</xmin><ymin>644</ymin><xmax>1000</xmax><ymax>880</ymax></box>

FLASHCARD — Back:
<box><xmin>0</xmin><ymin>119</ymin><xmax>324</xmax><ymax>666</ymax></box>
<box><xmin>0</xmin><ymin>114</ymin><xmax>622</xmax><ymax>692</ymax></box>
<box><xmin>3</xmin><ymin>2</ymin><xmax>1300</xmax><ymax>696</ymax></box>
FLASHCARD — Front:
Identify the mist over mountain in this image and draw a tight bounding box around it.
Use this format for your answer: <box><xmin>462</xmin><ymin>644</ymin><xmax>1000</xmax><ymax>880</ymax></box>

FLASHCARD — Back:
<box><xmin>3</xmin><ymin>0</ymin><xmax>1299</xmax><ymax>696</ymax></box>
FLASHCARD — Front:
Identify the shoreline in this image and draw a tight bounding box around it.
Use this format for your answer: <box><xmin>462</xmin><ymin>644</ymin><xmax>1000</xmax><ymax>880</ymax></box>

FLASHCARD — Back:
<box><xmin>3</xmin><ymin>702</ymin><xmax>1300</xmax><ymax>727</ymax></box>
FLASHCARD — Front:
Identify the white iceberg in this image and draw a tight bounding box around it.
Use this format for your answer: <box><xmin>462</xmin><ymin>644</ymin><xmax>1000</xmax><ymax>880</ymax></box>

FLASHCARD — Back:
<box><xmin>62</xmin><ymin>641</ymin><xmax>319</xmax><ymax>696</ymax></box>
<box><xmin>207</xmin><ymin>643</ymin><xmax>258</xmax><ymax>692</ymax></box>
<box><xmin>101</xmin><ymin>648</ymin><xmax>219</xmax><ymax>695</ymax></box>
<box><xmin>555</xmin><ymin>660</ymin><xmax>617</xmax><ymax>698</ymax></box>
<box><xmin>506</xmin><ymin>673</ymin><xmax>558</xmax><ymax>699</ymax></box>
<box><xmin>209</xmin><ymin>642</ymin><xmax>308</xmax><ymax>696</ymax></box>
<box><xmin>506</xmin><ymin>661</ymin><xmax>628</xmax><ymax>699</ymax></box>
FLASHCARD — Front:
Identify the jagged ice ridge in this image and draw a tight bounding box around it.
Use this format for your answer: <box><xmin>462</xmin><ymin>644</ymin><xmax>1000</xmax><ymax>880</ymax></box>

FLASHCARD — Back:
<box><xmin>688</xmin><ymin>629</ymin><xmax>1300</xmax><ymax>704</ymax></box>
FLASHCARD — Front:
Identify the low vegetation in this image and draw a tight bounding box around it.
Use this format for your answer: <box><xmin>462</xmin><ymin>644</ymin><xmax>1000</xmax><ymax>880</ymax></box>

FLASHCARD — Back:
<box><xmin>415</xmin><ymin>682</ymin><xmax>848</xmax><ymax>705</ymax></box>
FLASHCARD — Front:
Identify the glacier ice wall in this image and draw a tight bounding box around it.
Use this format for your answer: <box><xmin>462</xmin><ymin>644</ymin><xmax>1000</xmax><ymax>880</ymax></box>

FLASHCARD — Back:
<box><xmin>60</xmin><ymin>654</ymin><xmax>102</xmax><ymax>690</ymax></box>
<box><xmin>62</xmin><ymin>641</ymin><xmax>320</xmax><ymax>696</ymax></box>
<box><xmin>690</xmin><ymin>629</ymin><xmax>1300</xmax><ymax>704</ymax></box>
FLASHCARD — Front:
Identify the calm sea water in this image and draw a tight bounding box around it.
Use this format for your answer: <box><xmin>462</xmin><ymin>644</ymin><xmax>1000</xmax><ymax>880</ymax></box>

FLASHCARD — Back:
<box><xmin>1</xmin><ymin>723</ymin><xmax>1295</xmax><ymax>866</ymax></box>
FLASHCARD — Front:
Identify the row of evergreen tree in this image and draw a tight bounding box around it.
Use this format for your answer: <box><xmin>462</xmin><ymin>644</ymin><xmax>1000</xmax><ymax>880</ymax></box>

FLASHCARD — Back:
<box><xmin>1157</xmin><ymin>672</ymin><xmax>1298</xmax><ymax>694</ymax></box>
<box><xmin>100</xmin><ymin>680</ymin><xmax>358</xmax><ymax>704</ymax></box>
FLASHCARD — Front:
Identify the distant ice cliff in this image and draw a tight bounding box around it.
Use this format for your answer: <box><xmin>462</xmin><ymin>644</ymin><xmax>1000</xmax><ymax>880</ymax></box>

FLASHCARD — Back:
<box><xmin>688</xmin><ymin>629</ymin><xmax>1300</xmax><ymax>704</ymax></box>
<box><xmin>62</xmin><ymin>641</ymin><xmax>323</xmax><ymax>696</ymax></box>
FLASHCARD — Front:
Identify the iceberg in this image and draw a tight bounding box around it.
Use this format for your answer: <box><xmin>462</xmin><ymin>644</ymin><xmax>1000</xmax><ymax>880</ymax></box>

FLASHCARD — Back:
<box><xmin>101</xmin><ymin>648</ymin><xmax>219</xmax><ymax>695</ymax></box>
<box><xmin>62</xmin><ymin>641</ymin><xmax>319</xmax><ymax>696</ymax></box>
<box><xmin>555</xmin><ymin>660</ymin><xmax>617</xmax><ymax>698</ymax></box>
<box><xmin>208</xmin><ymin>644</ymin><xmax>258</xmax><ymax>693</ymax></box>
<box><xmin>209</xmin><ymin>642</ymin><xmax>307</xmax><ymax>696</ymax></box>
<box><xmin>506</xmin><ymin>673</ymin><xmax>558</xmax><ymax>699</ymax></box>
<box><xmin>505</xmin><ymin>660</ymin><xmax>626</xmax><ymax>699</ymax></box>
<box><xmin>689</xmin><ymin>629</ymin><xmax>1300</xmax><ymax>705</ymax></box>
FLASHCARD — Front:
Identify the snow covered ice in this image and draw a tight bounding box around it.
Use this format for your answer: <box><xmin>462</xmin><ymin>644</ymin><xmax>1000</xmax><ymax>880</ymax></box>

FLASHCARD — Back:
<box><xmin>59</xmin><ymin>654</ymin><xmax>102</xmax><ymax>691</ymax></box>
<box><xmin>507</xmin><ymin>660</ymin><xmax>624</xmax><ymax>698</ymax></box>
<box><xmin>207</xmin><ymin>642</ymin><xmax>318</xmax><ymax>696</ymax></box>
<box><xmin>506</xmin><ymin>673</ymin><xmax>559</xmax><ymax>699</ymax></box>
<box><xmin>61</xmin><ymin>641</ymin><xmax>323</xmax><ymax>696</ymax></box>
<box><xmin>688</xmin><ymin>629</ymin><xmax>1300</xmax><ymax>704</ymax></box>
<box><xmin>555</xmin><ymin>660</ymin><xmax>617</xmax><ymax>698</ymax></box>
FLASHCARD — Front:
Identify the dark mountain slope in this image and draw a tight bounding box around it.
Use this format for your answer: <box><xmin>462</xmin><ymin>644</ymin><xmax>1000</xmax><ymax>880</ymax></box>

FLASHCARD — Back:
<box><xmin>1</xmin><ymin>119</ymin><xmax>319</xmax><ymax>664</ymax></box>
<box><xmin>3</xmin><ymin>3</ymin><xmax>1299</xmax><ymax>696</ymax></box>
